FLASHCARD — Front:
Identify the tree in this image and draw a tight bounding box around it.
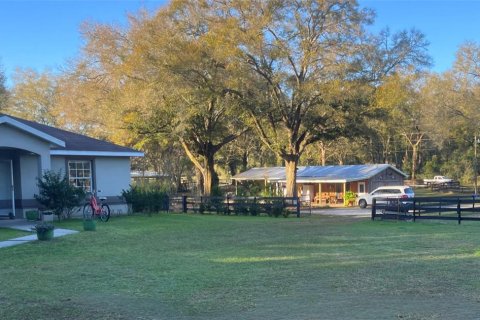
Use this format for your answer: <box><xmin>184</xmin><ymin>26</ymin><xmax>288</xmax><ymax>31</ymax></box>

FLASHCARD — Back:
<box><xmin>215</xmin><ymin>0</ymin><xmax>430</xmax><ymax>196</ymax></box>
<box><xmin>418</xmin><ymin>42</ymin><xmax>480</xmax><ymax>184</ymax></box>
<box><xmin>76</xmin><ymin>5</ymin><xmax>249</xmax><ymax>195</ymax></box>
<box><xmin>0</xmin><ymin>62</ymin><xmax>7</xmax><ymax>111</ymax></box>
<box><xmin>7</xmin><ymin>69</ymin><xmax>58</xmax><ymax>125</ymax></box>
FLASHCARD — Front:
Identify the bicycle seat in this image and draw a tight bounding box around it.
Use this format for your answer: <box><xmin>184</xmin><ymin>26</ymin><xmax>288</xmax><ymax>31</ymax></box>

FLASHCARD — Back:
<box><xmin>99</xmin><ymin>196</ymin><xmax>107</xmax><ymax>201</ymax></box>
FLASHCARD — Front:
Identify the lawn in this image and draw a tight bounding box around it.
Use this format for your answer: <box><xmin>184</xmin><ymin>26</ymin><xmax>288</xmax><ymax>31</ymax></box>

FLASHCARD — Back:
<box><xmin>0</xmin><ymin>228</ymin><xmax>31</xmax><ymax>241</ymax></box>
<box><xmin>1</xmin><ymin>214</ymin><xmax>480</xmax><ymax>319</ymax></box>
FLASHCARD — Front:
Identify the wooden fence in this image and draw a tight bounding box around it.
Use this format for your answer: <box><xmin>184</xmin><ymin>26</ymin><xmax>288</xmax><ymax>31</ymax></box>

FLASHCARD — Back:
<box><xmin>371</xmin><ymin>196</ymin><xmax>480</xmax><ymax>224</ymax></box>
<box><xmin>169</xmin><ymin>196</ymin><xmax>303</xmax><ymax>217</ymax></box>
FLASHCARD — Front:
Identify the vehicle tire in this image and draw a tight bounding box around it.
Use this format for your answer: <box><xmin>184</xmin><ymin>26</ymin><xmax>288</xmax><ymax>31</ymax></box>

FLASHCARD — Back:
<box><xmin>100</xmin><ymin>204</ymin><xmax>110</xmax><ymax>222</ymax></box>
<box><xmin>358</xmin><ymin>199</ymin><xmax>367</xmax><ymax>209</ymax></box>
<box><xmin>83</xmin><ymin>203</ymin><xmax>94</xmax><ymax>219</ymax></box>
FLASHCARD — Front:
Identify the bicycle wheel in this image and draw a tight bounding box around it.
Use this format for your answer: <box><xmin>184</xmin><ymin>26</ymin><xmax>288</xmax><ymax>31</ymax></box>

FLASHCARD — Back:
<box><xmin>100</xmin><ymin>204</ymin><xmax>110</xmax><ymax>222</ymax></box>
<box><xmin>83</xmin><ymin>203</ymin><xmax>94</xmax><ymax>219</ymax></box>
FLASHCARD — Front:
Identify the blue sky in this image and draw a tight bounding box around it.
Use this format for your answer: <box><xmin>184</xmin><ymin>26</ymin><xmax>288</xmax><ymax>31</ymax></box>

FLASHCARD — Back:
<box><xmin>1</xmin><ymin>0</ymin><xmax>480</xmax><ymax>86</ymax></box>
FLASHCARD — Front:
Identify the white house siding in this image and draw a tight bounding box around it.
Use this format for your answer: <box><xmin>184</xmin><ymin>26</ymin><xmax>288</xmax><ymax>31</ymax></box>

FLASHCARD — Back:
<box><xmin>51</xmin><ymin>156</ymin><xmax>66</xmax><ymax>173</ymax></box>
<box><xmin>19</xmin><ymin>155</ymin><xmax>40</xmax><ymax>200</ymax></box>
<box><xmin>94</xmin><ymin>157</ymin><xmax>131</xmax><ymax>214</ymax></box>
<box><xmin>94</xmin><ymin>157</ymin><xmax>131</xmax><ymax>196</ymax></box>
<box><xmin>0</xmin><ymin>125</ymin><xmax>51</xmax><ymax>171</ymax></box>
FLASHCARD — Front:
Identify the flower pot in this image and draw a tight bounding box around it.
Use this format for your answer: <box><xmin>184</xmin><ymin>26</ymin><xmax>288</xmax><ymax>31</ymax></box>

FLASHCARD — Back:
<box><xmin>41</xmin><ymin>211</ymin><xmax>54</xmax><ymax>222</ymax></box>
<box><xmin>83</xmin><ymin>219</ymin><xmax>96</xmax><ymax>231</ymax></box>
<box><xmin>25</xmin><ymin>210</ymin><xmax>39</xmax><ymax>221</ymax></box>
<box><xmin>36</xmin><ymin>229</ymin><xmax>54</xmax><ymax>241</ymax></box>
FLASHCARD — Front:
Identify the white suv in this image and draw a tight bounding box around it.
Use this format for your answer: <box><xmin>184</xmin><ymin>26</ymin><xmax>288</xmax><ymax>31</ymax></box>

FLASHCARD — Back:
<box><xmin>358</xmin><ymin>186</ymin><xmax>415</xmax><ymax>209</ymax></box>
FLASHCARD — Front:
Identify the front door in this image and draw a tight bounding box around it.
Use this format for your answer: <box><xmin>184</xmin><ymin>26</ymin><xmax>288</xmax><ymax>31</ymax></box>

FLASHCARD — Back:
<box><xmin>0</xmin><ymin>160</ymin><xmax>14</xmax><ymax>217</ymax></box>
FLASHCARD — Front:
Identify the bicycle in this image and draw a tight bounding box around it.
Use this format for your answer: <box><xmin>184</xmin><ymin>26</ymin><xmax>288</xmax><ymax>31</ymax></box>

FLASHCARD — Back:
<box><xmin>83</xmin><ymin>191</ymin><xmax>111</xmax><ymax>222</ymax></box>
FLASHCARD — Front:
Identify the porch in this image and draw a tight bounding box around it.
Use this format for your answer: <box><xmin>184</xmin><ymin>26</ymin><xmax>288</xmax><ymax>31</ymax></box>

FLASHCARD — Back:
<box><xmin>299</xmin><ymin>181</ymin><xmax>366</xmax><ymax>207</ymax></box>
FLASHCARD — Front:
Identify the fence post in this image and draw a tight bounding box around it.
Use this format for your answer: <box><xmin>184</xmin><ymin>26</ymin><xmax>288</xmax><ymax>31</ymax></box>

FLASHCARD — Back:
<box><xmin>182</xmin><ymin>195</ymin><xmax>187</xmax><ymax>213</ymax></box>
<box><xmin>371</xmin><ymin>198</ymin><xmax>376</xmax><ymax>220</ymax></box>
<box><xmin>296</xmin><ymin>197</ymin><xmax>300</xmax><ymax>218</ymax></box>
<box><xmin>457</xmin><ymin>198</ymin><xmax>461</xmax><ymax>225</ymax></box>
<box><xmin>226</xmin><ymin>195</ymin><xmax>230</xmax><ymax>215</ymax></box>
<box><xmin>413</xmin><ymin>199</ymin><xmax>416</xmax><ymax>222</ymax></box>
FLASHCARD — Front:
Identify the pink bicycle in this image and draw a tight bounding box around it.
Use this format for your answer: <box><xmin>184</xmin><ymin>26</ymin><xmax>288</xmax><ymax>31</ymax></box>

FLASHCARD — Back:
<box><xmin>83</xmin><ymin>192</ymin><xmax>110</xmax><ymax>222</ymax></box>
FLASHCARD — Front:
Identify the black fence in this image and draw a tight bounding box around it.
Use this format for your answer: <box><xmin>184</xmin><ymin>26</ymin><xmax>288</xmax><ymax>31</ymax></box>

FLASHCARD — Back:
<box><xmin>169</xmin><ymin>196</ymin><xmax>302</xmax><ymax>217</ymax></box>
<box><xmin>371</xmin><ymin>196</ymin><xmax>480</xmax><ymax>224</ymax></box>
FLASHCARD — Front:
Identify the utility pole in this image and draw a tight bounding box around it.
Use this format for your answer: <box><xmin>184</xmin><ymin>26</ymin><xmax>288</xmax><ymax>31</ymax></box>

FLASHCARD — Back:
<box><xmin>475</xmin><ymin>135</ymin><xmax>478</xmax><ymax>195</ymax></box>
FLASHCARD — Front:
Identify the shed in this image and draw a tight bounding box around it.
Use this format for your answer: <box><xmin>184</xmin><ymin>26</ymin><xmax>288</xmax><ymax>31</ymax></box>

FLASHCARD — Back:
<box><xmin>232</xmin><ymin>164</ymin><xmax>408</xmax><ymax>205</ymax></box>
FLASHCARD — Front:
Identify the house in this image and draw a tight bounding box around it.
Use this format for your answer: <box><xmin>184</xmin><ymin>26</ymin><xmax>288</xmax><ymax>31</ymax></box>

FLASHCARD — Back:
<box><xmin>232</xmin><ymin>164</ymin><xmax>408</xmax><ymax>205</ymax></box>
<box><xmin>0</xmin><ymin>114</ymin><xmax>143</xmax><ymax>218</ymax></box>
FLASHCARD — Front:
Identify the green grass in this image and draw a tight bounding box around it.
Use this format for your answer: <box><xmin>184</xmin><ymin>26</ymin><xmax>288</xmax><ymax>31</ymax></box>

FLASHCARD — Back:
<box><xmin>2</xmin><ymin>214</ymin><xmax>480</xmax><ymax>319</ymax></box>
<box><xmin>413</xmin><ymin>186</ymin><xmax>475</xmax><ymax>198</ymax></box>
<box><xmin>0</xmin><ymin>228</ymin><xmax>31</xmax><ymax>241</ymax></box>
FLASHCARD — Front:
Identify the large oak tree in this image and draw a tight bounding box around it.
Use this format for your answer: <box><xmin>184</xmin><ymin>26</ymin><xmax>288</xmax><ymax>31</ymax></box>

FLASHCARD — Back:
<box><xmin>212</xmin><ymin>0</ymin><xmax>430</xmax><ymax>196</ymax></box>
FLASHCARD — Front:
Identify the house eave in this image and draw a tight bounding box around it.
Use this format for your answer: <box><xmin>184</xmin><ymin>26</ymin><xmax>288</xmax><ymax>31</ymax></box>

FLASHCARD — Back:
<box><xmin>0</xmin><ymin>116</ymin><xmax>66</xmax><ymax>147</ymax></box>
<box><xmin>295</xmin><ymin>179</ymin><xmax>348</xmax><ymax>183</ymax></box>
<box><xmin>50</xmin><ymin>150</ymin><xmax>144</xmax><ymax>157</ymax></box>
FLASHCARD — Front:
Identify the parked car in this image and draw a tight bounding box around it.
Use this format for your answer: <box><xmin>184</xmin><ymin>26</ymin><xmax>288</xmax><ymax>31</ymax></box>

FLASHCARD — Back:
<box><xmin>358</xmin><ymin>186</ymin><xmax>415</xmax><ymax>209</ymax></box>
<box><xmin>423</xmin><ymin>176</ymin><xmax>453</xmax><ymax>186</ymax></box>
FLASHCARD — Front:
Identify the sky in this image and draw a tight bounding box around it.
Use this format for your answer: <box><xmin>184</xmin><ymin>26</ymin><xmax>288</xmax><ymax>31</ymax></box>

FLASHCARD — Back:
<box><xmin>1</xmin><ymin>0</ymin><xmax>480</xmax><ymax>87</ymax></box>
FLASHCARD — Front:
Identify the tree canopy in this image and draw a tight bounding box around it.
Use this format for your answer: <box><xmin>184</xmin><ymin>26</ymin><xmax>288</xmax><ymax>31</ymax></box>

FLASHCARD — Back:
<box><xmin>10</xmin><ymin>0</ymin><xmax>480</xmax><ymax>194</ymax></box>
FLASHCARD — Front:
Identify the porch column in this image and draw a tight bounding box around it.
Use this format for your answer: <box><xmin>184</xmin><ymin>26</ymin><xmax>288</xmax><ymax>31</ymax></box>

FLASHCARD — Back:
<box><xmin>39</xmin><ymin>150</ymin><xmax>51</xmax><ymax>172</ymax></box>
<box><xmin>319</xmin><ymin>183</ymin><xmax>322</xmax><ymax>205</ymax></box>
<box><xmin>343</xmin><ymin>183</ymin><xmax>346</xmax><ymax>205</ymax></box>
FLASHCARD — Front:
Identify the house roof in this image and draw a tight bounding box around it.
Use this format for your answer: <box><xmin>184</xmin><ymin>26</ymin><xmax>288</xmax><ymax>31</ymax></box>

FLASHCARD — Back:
<box><xmin>232</xmin><ymin>164</ymin><xmax>407</xmax><ymax>183</ymax></box>
<box><xmin>0</xmin><ymin>114</ymin><xmax>143</xmax><ymax>157</ymax></box>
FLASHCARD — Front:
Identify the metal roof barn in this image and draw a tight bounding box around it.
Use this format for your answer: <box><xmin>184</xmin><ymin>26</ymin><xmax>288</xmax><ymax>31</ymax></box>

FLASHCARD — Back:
<box><xmin>232</xmin><ymin>164</ymin><xmax>407</xmax><ymax>183</ymax></box>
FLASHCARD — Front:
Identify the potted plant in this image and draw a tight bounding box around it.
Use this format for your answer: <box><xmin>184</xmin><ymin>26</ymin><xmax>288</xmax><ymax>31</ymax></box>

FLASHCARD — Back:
<box><xmin>83</xmin><ymin>217</ymin><xmax>96</xmax><ymax>231</ymax></box>
<box><xmin>344</xmin><ymin>191</ymin><xmax>357</xmax><ymax>207</ymax></box>
<box><xmin>33</xmin><ymin>222</ymin><xmax>55</xmax><ymax>241</ymax></box>
<box><xmin>25</xmin><ymin>210</ymin><xmax>39</xmax><ymax>221</ymax></box>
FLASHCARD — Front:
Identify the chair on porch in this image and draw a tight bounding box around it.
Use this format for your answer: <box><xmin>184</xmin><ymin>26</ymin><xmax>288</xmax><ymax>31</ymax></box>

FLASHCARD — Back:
<box><xmin>329</xmin><ymin>192</ymin><xmax>337</xmax><ymax>204</ymax></box>
<box><xmin>314</xmin><ymin>193</ymin><xmax>321</xmax><ymax>205</ymax></box>
<box><xmin>321</xmin><ymin>192</ymin><xmax>330</xmax><ymax>204</ymax></box>
<box><xmin>336</xmin><ymin>193</ymin><xmax>343</xmax><ymax>204</ymax></box>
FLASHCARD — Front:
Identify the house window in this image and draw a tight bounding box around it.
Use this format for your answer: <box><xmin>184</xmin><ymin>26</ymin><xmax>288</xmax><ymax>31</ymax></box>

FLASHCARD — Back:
<box><xmin>68</xmin><ymin>160</ymin><xmax>92</xmax><ymax>192</ymax></box>
<box><xmin>358</xmin><ymin>182</ymin><xmax>366</xmax><ymax>194</ymax></box>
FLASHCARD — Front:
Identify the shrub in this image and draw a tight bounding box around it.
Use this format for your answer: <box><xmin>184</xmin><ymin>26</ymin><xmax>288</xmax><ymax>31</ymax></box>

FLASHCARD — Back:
<box><xmin>233</xmin><ymin>199</ymin><xmax>249</xmax><ymax>215</ymax></box>
<box><xmin>198</xmin><ymin>202</ymin><xmax>206</xmax><ymax>214</ymax></box>
<box><xmin>249</xmin><ymin>201</ymin><xmax>259</xmax><ymax>216</ymax></box>
<box><xmin>34</xmin><ymin>170</ymin><xmax>85</xmax><ymax>220</ymax></box>
<box><xmin>121</xmin><ymin>184</ymin><xmax>169</xmax><ymax>214</ymax></box>
<box><xmin>270</xmin><ymin>200</ymin><xmax>285</xmax><ymax>218</ymax></box>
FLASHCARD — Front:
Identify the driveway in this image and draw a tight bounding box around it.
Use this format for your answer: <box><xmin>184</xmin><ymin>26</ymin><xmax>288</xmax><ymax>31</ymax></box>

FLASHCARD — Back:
<box><xmin>307</xmin><ymin>207</ymin><xmax>371</xmax><ymax>216</ymax></box>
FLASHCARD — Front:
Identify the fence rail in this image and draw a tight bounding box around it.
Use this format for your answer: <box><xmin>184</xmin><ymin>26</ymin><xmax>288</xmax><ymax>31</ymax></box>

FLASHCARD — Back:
<box><xmin>169</xmin><ymin>195</ymin><xmax>302</xmax><ymax>217</ymax></box>
<box><xmin>371</xmin><ymin>196</ymin><xmax>480</xmax><ymax>224</ymax></box>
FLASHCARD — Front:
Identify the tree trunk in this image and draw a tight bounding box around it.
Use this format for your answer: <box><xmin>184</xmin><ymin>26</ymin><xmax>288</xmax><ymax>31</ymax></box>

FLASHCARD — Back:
<box><xmin>195</xmin><ymin>167</ymin><xmax>203</xmax><ymax>195</ymax></box>
<box><xmin>203</xmin><ymin>154</ymin><xmax>215</xmax><ymax>196</ymax></box>
<box><xmin>284</xmin><ymin>158</ymin><xmax>298</xmax><ymax>197</ymax></box>
<box><xmin>411</xmin><ymin>145</ymin><xmax>418</xmax><ymax>181</ymax></box>
<box><xmin>242</xmin><ymin>151</ymin><xmax>248</xmax><ymax>172</ymax></box>
<box><xmin>319</xmin><ymin>143</ymin><xmax>326</xmax><ymax>166</ymax></box>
